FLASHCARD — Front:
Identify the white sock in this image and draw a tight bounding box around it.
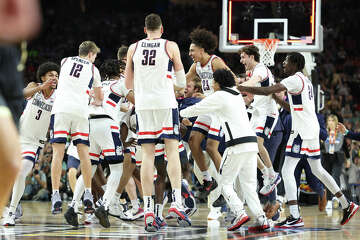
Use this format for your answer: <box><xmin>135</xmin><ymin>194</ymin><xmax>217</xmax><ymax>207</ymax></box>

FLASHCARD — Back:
<box><xmin>155</xmin><ymin>203</ymin><xmax>164</xmax><ymax>219</ymax></box>
<box><xmin>114</xmin><ymin>192</ymin><xmax>121</xmax><ymax>201</ymax></box>
<box><xmin>143</xmin><ymin>196</ymin><xmax>153</xmax><ymax>214</ymax></box>
<box><xmin>71</xmin><ymin>176</ymin><xmax>85</xmax><ymax>207</ymax></box>
<box><xmin>52</xmin><ymin>189</ymin><xmax>59</xmax><ymax>195</ymax></box>
<box><xmin>102</xmin><ymin>163</ymin><xmax>122</xmax><ymax>210</ymax></box>
<box><xmin>131</xmin><ymin>199</ymin><xmax>139</xmax><ymax>211</ymax></box>
<box><xmin>289</xmin><ymin>205</ymin><xmax>300</xmax><ymax>218</ymax></box>
<box><xmin>9</xmin><ymin>160</ymin><xmax>33</xmax><ymax>213</ymax></box>
<box><xmin>267</xmin><ymin>166</ymin><xmax>276</xmax><ymax>177</ymax></box>
<box><xmin>172</xmin><ymin>188</ymin><xmax>182</xmax><ymax>206</ymax></box>
<box><xmin>202</xmin><ymin>170</ymin><xmax>211</xmax><ymax>181</ymax></box>
<box><xmin>338</xmin><ymin>195</ymin><xmax>349</xmax><ymax>209</ymax></box>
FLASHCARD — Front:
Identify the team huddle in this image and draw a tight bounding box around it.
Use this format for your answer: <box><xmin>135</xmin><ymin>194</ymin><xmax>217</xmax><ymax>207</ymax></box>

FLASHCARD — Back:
<box><xmin>3</xmin><ymin>13</ymin><xmax>359</xmax><ymax>232</ymax></box>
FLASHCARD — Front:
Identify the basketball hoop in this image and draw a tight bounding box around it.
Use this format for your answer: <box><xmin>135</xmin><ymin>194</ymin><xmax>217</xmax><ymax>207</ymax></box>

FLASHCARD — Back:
<box><xmin>253</xmin><ymin>39</ymin><xmax>280</xmax><ymax>67</ymax></box>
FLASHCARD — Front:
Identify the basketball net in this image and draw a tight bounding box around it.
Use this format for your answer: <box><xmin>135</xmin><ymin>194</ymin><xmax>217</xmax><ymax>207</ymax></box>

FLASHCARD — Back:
<box><xmin>253</xmin><ymin>39</ymin><xmax>280</xmax><ymax>67</ymax></box>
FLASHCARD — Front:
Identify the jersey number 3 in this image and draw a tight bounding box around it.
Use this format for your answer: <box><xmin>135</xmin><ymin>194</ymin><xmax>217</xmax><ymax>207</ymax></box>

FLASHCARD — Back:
<box><xmin>142</xmin><ymin>50</ymin><xmax>156</xmax><ymax>66</ymax></box>
<box><xmin>69</xmin><ymin>63</ymin><xmax>83</xmax><ymax>78</ymax></box>
<box><xmin>35</xmin><ymin>110</ymin><xmax>42</xmax><ymax>120</ymax></box>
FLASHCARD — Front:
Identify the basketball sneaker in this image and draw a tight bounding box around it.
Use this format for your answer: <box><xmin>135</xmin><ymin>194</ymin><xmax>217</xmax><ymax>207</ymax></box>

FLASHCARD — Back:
<box><xmin>155</xmin><ymin>217</ymin><xmax>167</xmax><ymax>229</ymax></box>
<box><xmin>83</xmin><ymin>190</ymin><xmax>95</xmax><ymax>214</ymax></box>
<box><xmin>15</xmin><ymin>204</ymin><xmax>23</xmax><ymax>220</ymax></box>
<box><xmin>144</xmin><ymin>212</ymin><xmax>159</xmax><ymax>232</ymax></box>
<box><xmin>3</xmin><ymin>212</ymin><xmax>15</xmax><ymax>226</ymax></box>
<box><xmin>125</xmin><ymin>207</ymin><xmax>144</xmax><ymax>221</ymax></box>
<box><xmin>51</xmin><ymin>191</ymin><xmax>62</xmax><ymax>214</ymax></box>
<box><xmin>207</xmin><ymin>206</ymin><xmax>222</xmax><ymax>220</ymax></box>
<box><xmin>260</xmin><ymin>173</ymin><xmax>281</xmax><ymax>196</ymax></box>
<box><xmin>248</xmin><ymin>215</ymin><xmax>270</xmax><ymax>232</ymax></box>
<box><xmin>212</xmin><ymin>195</ymin><xmax>226</xmax><ymax>208</ymax></box>
<box><xmin>182</xmin><ymin>179</ymin><xmax>197</xmax><ymax>217</ymax></box>
<box><xmin>64</xmin><ymin>206</ymin><xmax>79</xmax><ymax>227</ymax></box>
<box><xmin>341</xmin><ymin>202</ymin><xmax>359</xmax><ymax>225</ymax></box>
<box><xmin>275</xmin><ymin>215</ymin><xmax>304</xmax><ymax>228</ymax></box>
<box><xmin>202</xmin><ymin>178</ymin><xmax>218</xmax><ymax>195</ymax></box>
<box><xmin>84</xmin><ymin>213</ymin><xmax>98</xmax><ymax>224</ymax></box>
<box><xmin>95</xmin><ymin>205</ymin><xmax>110</xmax><ymax>228</ymax></box>
<box><xmin>227</xmin><ymin>212</ymin><xmax>250</xmax><ymax>231</ymax></box>
<box><xmin>168</xmin><ymin>203</ymin><xmax>191</xmax><ymax>227</ymax></box>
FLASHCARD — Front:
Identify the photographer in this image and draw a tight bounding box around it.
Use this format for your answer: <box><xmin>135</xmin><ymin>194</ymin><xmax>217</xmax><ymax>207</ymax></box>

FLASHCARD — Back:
<box><xmin>23</xmin><ymin>162</ymin><xmax>48</xmax><ymax>201</ymax></box>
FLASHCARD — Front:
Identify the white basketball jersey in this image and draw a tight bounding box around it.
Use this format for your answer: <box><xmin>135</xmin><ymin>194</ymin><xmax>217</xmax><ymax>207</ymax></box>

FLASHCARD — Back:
<box><xmin>281</xmin><ymin>72</ymin><xmax>320</xmax><ymax>139</ymax></box>
<box><xmin>132</xmin><ymin>38</ymin><xmax>177</xmax><ymax>110</ymax></box>
<box><xmin>52</xmin><ymin>56</ymin><xmax>101</xmax><ymax>118</ymax></box>
<box><xmin>195</xmin><ymin>55</ymin><xmax>218</xmax><ymax>96</ymax></box>
<box><xmin>89</xmin><ymin>79</ymin><xmax>130</xmax><ymax>123</ymax></box>
<box><xmin>20</xmin><ymin>90</ymin><xmax>56</xmax><ymax>145</ymax></box>
<box><xmin>249</xmin><ymin>63</ymin><xmax>278</xmax><ymax>116</ymax></box>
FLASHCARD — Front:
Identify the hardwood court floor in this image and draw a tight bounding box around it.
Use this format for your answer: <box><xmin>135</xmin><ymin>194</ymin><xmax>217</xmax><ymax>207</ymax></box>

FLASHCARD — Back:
<box><xmin>0</xmin><ymin>201</ymin><xmax>359</xmax><ymax>239</ymax></box>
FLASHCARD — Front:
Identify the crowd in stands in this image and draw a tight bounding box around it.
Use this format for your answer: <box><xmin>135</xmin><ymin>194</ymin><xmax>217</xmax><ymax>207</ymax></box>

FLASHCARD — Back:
<box><xmin>21</xmin><ymin>0</ymin><xmax>360</xmax><ymax>204</ymax></box>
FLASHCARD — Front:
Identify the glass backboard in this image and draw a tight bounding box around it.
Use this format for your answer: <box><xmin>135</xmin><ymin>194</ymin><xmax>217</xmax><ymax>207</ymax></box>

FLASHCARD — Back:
<box><xmin>219</xmin><ymin>0</ymin><xmax>323</xmax><ymax>53</ymax></box>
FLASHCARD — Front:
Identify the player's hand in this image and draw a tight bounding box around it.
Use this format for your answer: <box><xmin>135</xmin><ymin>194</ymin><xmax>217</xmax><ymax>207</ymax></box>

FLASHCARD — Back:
<box><xmin>336</xmin><ymin>123</ymin><xmax>347</xmax><ymax>134</ymax></box>
<box><xmin>180</xmin><ymin>123</ymin><xmax>188</xmax><ymax>138</ymax></box>
<box><xmin>193</xmin><ymin>93</ymin><xmax>205</xmax><ymax>99</ymax></box>
<box><xmin>91</xmin><ymin>99</ymin><xmax>102</xmax><ymax>106</ymax></box>
<box><xmin>124</xmin><ymin>138</ymin><xmax>137</xmax><ymax>148</ymax></box>
<box><xmin>181</xmin><ymin>118</ymin><xmax>192</xmax><ymax>127</ymax></box>
<box><xmin>40</xmin><ymin>79</ymin><xmax>54</xmax><ymax>90</ymax></box>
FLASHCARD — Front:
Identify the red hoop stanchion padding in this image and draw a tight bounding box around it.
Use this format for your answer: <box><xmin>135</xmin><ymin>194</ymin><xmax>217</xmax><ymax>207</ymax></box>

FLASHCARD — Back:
<box><xmin>253</xmin><ymin>39</ymin><xmax>280</xmax><ymax>67</ymax></box>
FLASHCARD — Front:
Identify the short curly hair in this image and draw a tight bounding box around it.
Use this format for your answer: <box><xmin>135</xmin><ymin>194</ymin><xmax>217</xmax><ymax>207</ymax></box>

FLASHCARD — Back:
<box><xmin>189</xmin><ymin>27</ymin><xmax>218</xmax><ymax>54</ymax></box>
<box><xmin>36</xmin><ymin>62</ymin><xmax>59</xmax><ymax>82</ymax></box>
<box><xmin>99</xmin><ymin>59</ymin><xmax>125</xmax><ymax>80</ymax></box>
<box><xmin>287</xmin><ymin>52</ymin><xmax>305</xmax><ymax>72</ymax></box>
<box><xmin>213</xmin><ymin>69</ymin><xmax>235</xmax><ymax>89</ymax></box>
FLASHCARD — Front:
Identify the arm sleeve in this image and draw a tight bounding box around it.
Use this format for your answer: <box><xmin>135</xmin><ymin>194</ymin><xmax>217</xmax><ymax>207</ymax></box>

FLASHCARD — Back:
<box><xmin>180</xmin><ymin>93</ymin><xmax>222</xmax><ymax>118</ymax></box>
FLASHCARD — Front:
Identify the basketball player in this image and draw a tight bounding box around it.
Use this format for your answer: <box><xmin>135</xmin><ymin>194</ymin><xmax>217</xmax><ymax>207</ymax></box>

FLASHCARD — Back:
<box><xmin>181</xmin><ymin>69</ymin><xmax>269</xmax><ymax>231</ymax></box>
<box><xmin>238</xmin><ymin>45</ymin><xmax>281</xmax><ymax>196</ymax></box>
<box><xmin>125</xmin><ymin>13</ymin><xmax>190</xmax><ymax>232</ymax></box>
<box><xmin>117</xmin><ymin>45</ymin><xmax>128</xmax><ymax>64</ymax></box>
<box><xmin>64</xmin><ymin>59</ymin><xmax>134</xmax><ymax>228</ymax></box>
<box><xmin>186</xmin><ymin>27</ymin><xmax>235</xmax><ymax>196</ymax></box>
<box><xmin>50</xmin><ymin>41</ymin><xmax>103</xmax><ymax>215</ymax></box>
<box><xmin>238</xmin><ymin>52</ymin><xmax>359</xmax><ymax>227</ymax></box>
<box><xmin>3</xmin><ymin>62</ymin><xmax>59</xmax><ymax>226</ymax></box>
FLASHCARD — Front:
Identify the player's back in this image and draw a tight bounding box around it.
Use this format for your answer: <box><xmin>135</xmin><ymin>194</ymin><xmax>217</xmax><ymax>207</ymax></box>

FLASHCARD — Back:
<box><xmin>52</xmin><ymin>56</ymin><xmax>98</xmax><ymax>118</ymax></box>
<box><xmin>132</xmin><ymin>38</ymin><xmax>177</xmax><ymax>110</ymax></box>
<box><xmin>250</xmin><ymin>63</ymin><xmax>278</xmax><ymax>116</ymax></box>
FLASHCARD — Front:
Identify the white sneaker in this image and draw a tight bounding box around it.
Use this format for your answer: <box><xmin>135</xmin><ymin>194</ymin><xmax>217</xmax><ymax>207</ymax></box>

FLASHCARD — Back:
<box><xmin>125</xmin><ymin>207</ymin><xmax>144</xmax><ymax>221</ymax></box>
<box><xmin>84</xmin><ymin>213</ymin><xmax>98</xmax><ymax>225</ymax></box>
<box><xmin>108</xmin><ymin>198</ymin><xmax>122</xmax><ymax>218</ymax></box>
<box><xmin>260</xmin><ymin>173</ymin><xmax>281</xmax><ymax>196</ymax></box>
<box><xmin>3</xmin><ymin>212</ymin><xmax>16</xmax><ymax>226</ymax></box>
<box><xmin>207</xmin><ymin>206</ymin><xmax>222</xmax><ymax>220</ymax></box>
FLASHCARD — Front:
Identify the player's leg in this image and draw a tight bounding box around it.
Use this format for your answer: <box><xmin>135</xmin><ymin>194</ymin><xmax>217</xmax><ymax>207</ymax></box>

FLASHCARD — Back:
<box><xmin>275</xmin><ymin>156</ymin><xmax>303</xmax><ymax>228</ymax></box>
<box><xmin>67</xmin><ymin>156</ymin><xmax>80</xmax><ymax>193</ymax></box>
<box><xmin>124</xmin><ymin>176</ymin><xmax>143</xmax><ymax>220</ymax></box>
<box><xmin>4</xmin><ymin>144</ymin><xmax>39</xmax><ymax>226</ymax></box>
<box><xmin>237</xmin><ymin>152</ymin><xmax>270</xmax><ymax>232</ymax></box>
<box><xmin>94</xmin><ymin>119</ymin><xmax>124</xmax><ymax>228</ymax></box>
<box><xmin>154</xmin><ymin>154</ymin><xmax>168</xmax><ymax>228</ymax></box>
<box><xmin>50</xmin><ymin>113</ymin><xmax>71</xmax><ymax>214</ymax></box>
<box><xmin>306</xmin><ymin>143</ymin><xmax>359</xmax><ymax>225</ymax></box>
